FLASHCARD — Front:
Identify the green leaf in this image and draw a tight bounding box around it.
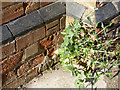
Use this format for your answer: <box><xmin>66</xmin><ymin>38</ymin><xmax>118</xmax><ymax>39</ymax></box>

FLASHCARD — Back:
<box><xmin>103</xmin><ymin>28</ymin><xmax>107</xmax><ymax>36</ymax></box>
<box><xmin>93</xmin><ymin>78</ymin><xmax>99</xmax><ymax>84</ymax></box>
<box><xmin>73</xmin><ymin>19</ymin><xmax>77</xmax><ymax>25</ymax></box>
<box><xmin>87</xmin><ymin>16</ymin><xmax>93</xmax><ymax>25</ymax></box>
<box><xmin>95</xmin><ymin>22</ymin><xmax>99</xmax><ymax>28</ymax></box>
<box><xmin>61</xmin><ymin>32</ymin><xmax>66</xmax><ymax>35</ymax></box>
<box><xmin>97</xmin><ymin>62</ymin><xmax>106</xmax><ymax>68</ymax></box>
<box><xmin>112</xmin><ymin>61</ymin><xmax>118</xmax><ymax>66</ymax></box>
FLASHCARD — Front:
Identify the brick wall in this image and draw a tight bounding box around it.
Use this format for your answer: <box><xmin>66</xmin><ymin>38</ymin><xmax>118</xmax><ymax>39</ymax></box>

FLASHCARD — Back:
<box><xmin>0</xmin><ymin>1</ymin><xmax>66</xmax><ymax>88</ymax></box>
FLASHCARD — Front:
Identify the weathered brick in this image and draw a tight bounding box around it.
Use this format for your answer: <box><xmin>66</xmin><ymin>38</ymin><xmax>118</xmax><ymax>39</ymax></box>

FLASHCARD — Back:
<box><xmin>32</xmin><ymin>55</ymin><xmax>45</xmax><ymax>67</ymax></box>
<box><xmin>60</xmin><ymin>15</ymin><xmax>66</xmax><ymax>30</ymax></box>
<box><xmin>40</xmin><ymin>2</ymin><xmax>52</xmax><ymax>7</ymax></box>
<box><xmin>46</xmin><ymin>25</ymin><xmax>59</xmax><ymax>36</ymax></box>
<box><xmin>0</xmin><ymin>2</ymin><xmax>15</xmax><ymax>8</ymax></box>
<box><xmin>0</xmin><ymin>3</ymin><xmax>24</xmax><ymax>25</ymax></box>
<box><xmin>24</xmin><ymin>2</ymin><xmax>39</xmax><ymax>14</ymax></box>
<box><xmin>40</xmin><ymin>37</ymin><xmax>53</xmax><ymax>49</ymax></box>
<box><xmin>26</xmin><ymin>67</ymin><xmax>39</xmax><ymax>83</ymax></box>
<box><xmin>2</xmin><ymin>69</ymin><xmax>17</xmax><ymax>86</ymax></box>
<box><xmin>57</xmin><ymin>32</ymin><xmax>64</xmax><ymax>45</ymax></box>
<box><xmin>17</xmin><ymin>54</ymin><xmax>44</xmax><ymax>76</ymax></box>
<box><xmin>23</xmin><ymin>42</ymin><xmax>38</xmax><ymax>60</ymax></box>
<box><xmin>46</xmin><ymin>19</ymin><xmax>59</xmax><ymax>30</ymax></box>
<box><xmin>0</xmin><ymin>51</ymin><xmax>23</xmax><ymax>74</ymax></box>
<box><xmin>0</xmin><ymin>41</ymin><xmax>15</xmax><ymax>60</ymax></box>
<box><xmin>47</xmin><ymin>45</ymin><xmax>55</xmax><ymax>57</ymax></box>
<box><xmin>3</xmin><ymin>76</ymin><xmax>25</xmax><ymax>88</ymax></box>
<box><xmin>16</xmin><ymin>32</ymin><xmax>34</xmax><ymax>51</ymax></box>
<box><xmin>32</xmin><ymin>26</ymin><xmax>45</xmax><ymax>43</ymax></box>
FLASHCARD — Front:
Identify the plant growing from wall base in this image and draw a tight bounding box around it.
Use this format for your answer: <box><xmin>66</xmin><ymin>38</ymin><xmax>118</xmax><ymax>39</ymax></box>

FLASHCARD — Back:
<box><xmin>55</xmin><ymin>19</ymin><xmax>120</xmax><ymax>88</ymax></box>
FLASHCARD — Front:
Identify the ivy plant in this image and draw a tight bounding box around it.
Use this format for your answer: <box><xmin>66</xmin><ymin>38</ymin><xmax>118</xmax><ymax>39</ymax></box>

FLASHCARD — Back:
<box><xmin>55</xmin><ymin>18</ymin><xmax>120</xmax><ymax>88</ymax></box>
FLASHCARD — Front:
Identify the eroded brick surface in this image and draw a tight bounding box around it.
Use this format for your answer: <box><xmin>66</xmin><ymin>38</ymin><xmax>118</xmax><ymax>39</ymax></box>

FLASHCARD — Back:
<box><xmin>0</xmin><ymin>3</ymin><xmax>24</xmax><ymax>25</ymax></box>
<box><xmin>0</xmin><ymin>41</ymin><xmax>15</xmax><ymax>60</ymax></box>
<box><xmin>17</xmin><ymin>54</ymin><xmax>44</xmax><ymax>76</ymax></box>
<box><xmin>0</xmin><ymin>51</ymin><xmax>23</xmax><ymax>74</ymax></box>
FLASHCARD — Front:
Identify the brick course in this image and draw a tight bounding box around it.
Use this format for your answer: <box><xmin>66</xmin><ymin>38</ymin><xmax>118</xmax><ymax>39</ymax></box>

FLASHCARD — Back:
<box><xmin>60</xmin><ymin>15</ymin><xmax>66</xmax><ymax>30</ymax></box>
<box><xmin>16</xmin><ymin>32</ymin><xmax>34</xmax><ymax>51</ymax></box>
<box><xmin>0</xmin><ymin>41</ymin><xmax>15</xmax><ymax>60</ymax></box>
<box><xmin>17</xmin><ymin>54</ymin><xmax>44</xmax><ymax>76</ymax></box>
<box><xmin>0</xmin><ymin>51</ymin><xmax>23</xmax><ymax>74</ymax></box>
<box><xmin>23</xmin><ymin>42</ymin><xmax>38</xmax><ymax>60</ymax></box>
<box><xmin>46</xmin><ymin>19</ymin><xmax>59</xmax><ymax>30</ymax></box>
<box><xmin>2</xmin><ymin>69</ymin><xmax>17</xmax><ymax>86</ymax></box>
<box><xmin>0</xmin><ymin>3</ymin><xmax>24</xmax><ymax>25</ymax></box>
<box><xmin>32</xmin><ymin>26</ymin><xmax>45</xmax><ymax>43</ymax></box>
<box><xmin>40</xmin><ymin>2</ymin><xmax>52</xmax><ymax>7</ymax></box>
<box><xmin>24</xmin><ymin>2</ymin><xmax>40</xmax><ymax>14</ymax></box>
<box><xmin>0</xmin><ymin>2</ymin><xmax>15</xmax><ymax>8</ymax></box>
<box><xmin>46</xmin><ymin>25</ymin><xmax>59</xmax><ymax>36</ymax></box>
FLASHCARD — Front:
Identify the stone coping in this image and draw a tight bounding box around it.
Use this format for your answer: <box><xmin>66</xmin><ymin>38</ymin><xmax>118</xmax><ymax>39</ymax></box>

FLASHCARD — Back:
<box><xmin>0</xmin><ymin>1</ymin><xmax>65</xmax><ymax>45</ymax></box>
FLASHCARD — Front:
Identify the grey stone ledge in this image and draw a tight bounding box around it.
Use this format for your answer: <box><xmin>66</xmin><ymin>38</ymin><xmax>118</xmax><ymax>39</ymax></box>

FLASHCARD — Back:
<box><xmin>95</xmin><ymin>1</ymin><xmax>120</xmax><ymax>24</ymax></box>
<box><xmin>37</xmin><ymin>2</ymin><xmax>66</xmax><ymax>22</ymax></box>
<box><xmin>66</xmin><ymin>2</ymin><xmax>86</xmax><ymax>20</ymax></box>
<box><xmin>0</xmin><ymin>25</ymin><xmax>13</xmax><ymax>45</ymax></box>
<box><xmin>7</xmin><ymin>11</ymin><xmax>44</xmax><ymax>38</ymax></box>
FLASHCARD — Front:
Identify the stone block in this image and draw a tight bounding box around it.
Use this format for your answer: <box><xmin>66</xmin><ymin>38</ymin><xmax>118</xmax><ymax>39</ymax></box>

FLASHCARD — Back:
<box><xmin>38</xmin><ymin>2</ymin><xmax>65</xmax><ymax>22</ymax></box>
<box><xmin>7</xmin><ymin>11</ymin><xmax>44</xmax><ymax>37</ymax></box>
<box><xmin>66</xmin><ymin>2</ymin><xmax>86</xmax><ymax>20</ymax></box>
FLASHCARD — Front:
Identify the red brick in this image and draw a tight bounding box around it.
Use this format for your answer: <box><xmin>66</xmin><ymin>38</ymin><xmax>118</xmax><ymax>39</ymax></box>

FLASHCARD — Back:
<box><xmin>27</xmin><ymin>68</ymin><xmax>38</xmax><ymax>76</ymax></box>
<box><xmin>46</xmin><ymin>19</ymin><xmax>59</xmax><ymax>30</ymax></box>
<box><xmin>2</xmin><ymin>69</ymin><xmax>17</xmax><ymax>86</ymax></box>
<box><xmin>0</xmin><ymin>3</ymin><xmax>24</xmax><ymax>25</ymax></box>
<box><xmin>17</xmin><ymin>54</ymin><xmax>44</xmax><ymax>76</ymax></box>
<box><xmin>60</xmin><ymin>15</ymin><xmax>66</xmax><ymax>30</ymax></box>
<box><xmin>40</xmin><ymin>2</ymin><xmax>52</xmax><ymax>7</ymax></box>
<box><xmin>16</xmin><ymin>32</ymin><xmax>34</xmax><ymax>51</ymax></box>
<box><xmin>26</xmin><ymin>67</ymin><xmax>39</xmax><ymax>82</ymax></box>
<box><xmin>24</xmin><ymin>2</ymin><xmax>39</xmax><ymax>14</ymax></box>
<box><xmin>46</xmin><ymin>25</ymin><xmax>59</xmax><ymax>36</ymax></box>
<box><xmin>0</xmin><ymin>51</ymin><xmax>23</xmax><ymax>74</ymax></box>
<box><xmin>48</xmin><ymin>45</ymin><xmax>55</xmax><ymax>57</ymax></box>
<box><xmin>32</xmin><ymin>26</ymin><xmax>45</xmax><ymax>43</ymax></box>
<box><xmin>57</xmin><ymin>32</ymin><xmax>64</xmax><ymax>45</ymax></box>
<box><xmin>23</xmin><ymin>42</ymin><xmax>38</xmax><ymax>60</ymax></box>
<box><xmin>32</xmin><ymin>55</ymin><xmax>44</xmax><ymax>67</ymax></box>
<box><xmin>0</xmin><ymin>41</ymin><xmax>15</xmax><ymax>60</ymax></box>
<box><xmin>40</xmin><ymin>37</ymin><xmax>53</xmax><ymax>49</ymax></box>
<box><xmin>0</xmin><ymin>2</ymin><xmax>15</xmax><ymax>8</ymax></box>
<box><xmin>3</xmin><ymin>76</ymin><xmax>25</xmax><ymax>88</ymax></box>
